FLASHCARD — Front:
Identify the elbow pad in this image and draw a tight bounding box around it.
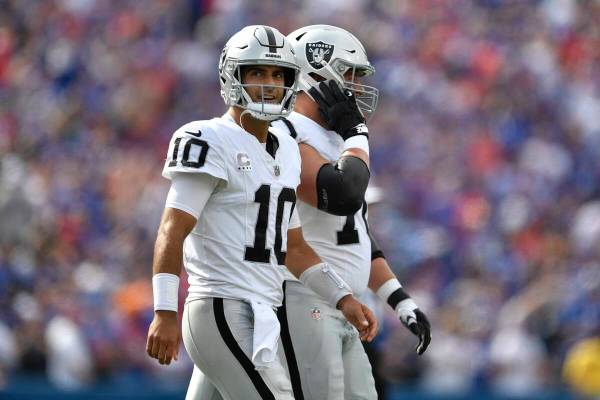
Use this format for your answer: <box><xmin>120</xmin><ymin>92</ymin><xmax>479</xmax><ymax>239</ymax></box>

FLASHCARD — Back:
<box><xmin>316</xmin><ymin>156</ymin><xmax>370</xmax><ymax>216</ymax></box>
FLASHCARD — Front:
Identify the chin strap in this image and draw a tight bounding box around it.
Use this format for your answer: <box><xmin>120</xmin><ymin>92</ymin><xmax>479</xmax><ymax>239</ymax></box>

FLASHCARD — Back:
<box><xmin>239</xmin><ymin>109</ymin><xmax>251</xmax><ymax>131</ymax></box>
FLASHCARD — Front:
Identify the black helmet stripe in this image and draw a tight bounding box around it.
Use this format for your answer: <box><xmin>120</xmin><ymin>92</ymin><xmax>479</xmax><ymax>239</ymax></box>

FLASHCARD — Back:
<box><xmin>263</xmin><ymin>26</ymin><xmax>277</xmax><ymax>53</ymax></box>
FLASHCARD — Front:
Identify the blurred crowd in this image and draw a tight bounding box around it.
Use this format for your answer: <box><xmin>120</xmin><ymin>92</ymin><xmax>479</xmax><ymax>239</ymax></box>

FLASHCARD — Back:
<box><xmin>0</xmin><ymin>0</ymin><xmax>599</xmax><ymax>397</ymax></box>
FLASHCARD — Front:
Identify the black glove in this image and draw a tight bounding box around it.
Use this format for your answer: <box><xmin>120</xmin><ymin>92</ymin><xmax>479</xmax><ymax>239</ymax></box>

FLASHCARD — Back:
<box><xmin>393</xmin><ymin>293</ymin><xmax>431</xmax><ymax>355</ymax></box>
<box><xmin>403</xmin><ymin>309</ymin><xmax>431</xmax><ymax>355</ymax></box>
<box><xmin>308</xmin><ymin>80</ymin><xmax>368</xmax><ymax>140</ymax></box>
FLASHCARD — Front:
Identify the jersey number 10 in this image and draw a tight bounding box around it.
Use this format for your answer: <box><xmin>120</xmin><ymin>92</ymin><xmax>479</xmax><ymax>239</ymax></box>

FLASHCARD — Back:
<box><xmin>245</xmin><ymin>185</ymin><xmax>297</xmax><ymax>265</ymax></box>
<box><xmin>169</xmin><ymin>131</ymin><xmax>209</xmax><ymax>168</ymax></box>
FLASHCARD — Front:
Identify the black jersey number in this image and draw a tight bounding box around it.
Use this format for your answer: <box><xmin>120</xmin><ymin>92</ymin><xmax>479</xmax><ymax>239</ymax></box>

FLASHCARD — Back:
<box><xmin>168</xmin><ymin>135</ymin><xmax>209</xmax><ymax>168</ymax></box>
<box><xmin>245</xmin><ymin>185</ymin><xmax>297</xmax><ymax>264</ymax></box>
<box><xmin>336</xmin><ymin>201</ymin><xmax>369</xmax><ymax>245</ymax></box>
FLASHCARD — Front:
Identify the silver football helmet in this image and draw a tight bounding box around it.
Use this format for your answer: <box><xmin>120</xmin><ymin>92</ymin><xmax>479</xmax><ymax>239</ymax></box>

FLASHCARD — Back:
<box><xmin>219</xmin><ymin>25</ymin><xmax>300</xmax><ymax>121</ymax></box>
<box><xmin>287</xmin><ymin>25</ymin><xmax>379</xmax><ymax>121</ymax></box>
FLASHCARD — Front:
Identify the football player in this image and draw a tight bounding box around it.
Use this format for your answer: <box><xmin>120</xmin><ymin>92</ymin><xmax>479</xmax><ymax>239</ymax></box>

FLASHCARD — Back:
<box><xmin>146</xmin><ymin>25</ymin><xmax>377</xmax><ymax>400</ymax></box>
<box><xmin>269</xmin><ymin>25</ymin><xmax>433</xmax><ymax>400</ymax></box>
<box><xmin>185</xmin><ymin>24</ymin><xmax>432</xmax><ymax>400</ymax></box>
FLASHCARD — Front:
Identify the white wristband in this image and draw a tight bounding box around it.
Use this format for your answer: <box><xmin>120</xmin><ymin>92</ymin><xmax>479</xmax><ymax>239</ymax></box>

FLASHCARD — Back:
<box><xmin>299</xmin><ymin>263</ymin><xmax>353</xmax><ymax>308</ymax></box>
<box><xmin>376</xmin><ymin>278</ymin><xmax>402</xmax><ymax>303</ymax></box>
<box><xmin>152</xmin><ymin>273</ymin><xmax>180</xmax><ymax>312</ymax></box>
<box><xmin>343</xmin><ymin>134</ymin><xmax>369</xmax><ymax>154</ymax></box>
<box><xmin>376</xmin><ymin>278</ymin><xmax>418</xmax><ymax>323</ymax></box>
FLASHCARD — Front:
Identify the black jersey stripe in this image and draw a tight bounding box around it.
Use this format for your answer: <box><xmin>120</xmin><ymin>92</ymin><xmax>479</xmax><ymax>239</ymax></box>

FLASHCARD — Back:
<box><xmin>278</xmin><ymin>117</ymin><xmax>298</xmax><ymax>140</ymax></box>
<box><xmin>266</xmin><ymin>132</ymin><xmax>279</xmax><ymax>158</ymax></box>
<box><xmin>277</xmin><ymin>282</ymin><xmax>305</xmax><ymax>400</ymax></box>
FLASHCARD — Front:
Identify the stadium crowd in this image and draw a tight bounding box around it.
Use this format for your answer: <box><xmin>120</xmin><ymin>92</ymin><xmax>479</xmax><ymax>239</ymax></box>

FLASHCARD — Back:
<box><xmin>0</xmin><ymin>0</ymin><xmax>598</xmax><ymax>397</ymax></box>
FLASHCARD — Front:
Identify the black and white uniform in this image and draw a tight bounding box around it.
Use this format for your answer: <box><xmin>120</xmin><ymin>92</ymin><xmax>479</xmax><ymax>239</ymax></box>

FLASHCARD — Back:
<box><xmin>185</xmin><ymin>111</ymin><xmax>377</xmax><ymax>400</ymax></box>
<box><xmin>164</xmin><ymin>114</ymin><xmax>301</xmax><ymax>400</ymax></box>
<box><xmin>271</xmin><ymin>111</ymin><xmax>377</xmax><ymax>400</ymax></box>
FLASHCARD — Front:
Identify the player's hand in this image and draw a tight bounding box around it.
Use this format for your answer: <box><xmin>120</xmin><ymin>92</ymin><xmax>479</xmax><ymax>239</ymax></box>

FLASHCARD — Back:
<box><xmin>397</xmin><ymin>304</ymin><xmax>431</xmax><ymax>355</ymax></box>
<box><xmin>146</xmin><ymin>310</ymin><xmax>181</xmax><ymax>365</ymax></box>
<box><xmin>337</xmin><ymin>295</ymin><xmax>378</xmax><ymax>342</ymax></box>
<box><xmin>308</xmin><ymin>80</ymin><xmax>368</xmax><ymax>140</ymax></box>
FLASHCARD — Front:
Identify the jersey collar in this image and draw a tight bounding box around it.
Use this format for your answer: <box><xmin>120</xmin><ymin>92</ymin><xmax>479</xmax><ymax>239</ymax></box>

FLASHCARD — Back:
<box><xmin>222</xmin><ymin>113</ymin><xmax>279</xmax><ymax>159</ymax></box>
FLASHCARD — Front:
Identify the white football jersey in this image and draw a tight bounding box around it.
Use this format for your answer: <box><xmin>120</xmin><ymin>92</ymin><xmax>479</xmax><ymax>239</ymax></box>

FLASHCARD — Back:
<box><xmin>271</xmin><ymin>111</ymin><xmax>371</xmax><ymax>297</ymax></box>
<box><xmin>163</xmin><ymin>114</ymin><xmax>301</xmax><ymax>307</ymax></box>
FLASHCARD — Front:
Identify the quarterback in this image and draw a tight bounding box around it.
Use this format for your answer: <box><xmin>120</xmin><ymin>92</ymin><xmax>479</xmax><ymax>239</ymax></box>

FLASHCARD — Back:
<box><xmin>145</xmin><ymin>25</ymin><xmax>377</xmax><ymax>400</ymax></box>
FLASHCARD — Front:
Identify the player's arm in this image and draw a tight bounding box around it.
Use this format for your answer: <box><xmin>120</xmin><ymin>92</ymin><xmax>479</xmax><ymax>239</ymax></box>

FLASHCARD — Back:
<box><xmin>368</xmin><ymin>232</ymin><xmax>432</xmax><ymax>355</ymax></box>
<box><xmin>147</xmin><ymin>173</ymin><xmax>218</xmax><ymax>365</ymax></box>
<box><xmin>285</xmin><ymin>224</ymin><xmax>377</xmax><ymax>342</ymax></box>
<box><xmin>298</xmin><ymin>80</ymin><xmax>370</xmax><ymax>216</ymax></box>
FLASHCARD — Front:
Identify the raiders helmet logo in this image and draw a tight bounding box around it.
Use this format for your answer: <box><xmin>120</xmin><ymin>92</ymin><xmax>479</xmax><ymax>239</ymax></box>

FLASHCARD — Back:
<box><xmin>306</xmin><ymin>41</ymin><xmax>334</xmax><ymax>69</ymax></box>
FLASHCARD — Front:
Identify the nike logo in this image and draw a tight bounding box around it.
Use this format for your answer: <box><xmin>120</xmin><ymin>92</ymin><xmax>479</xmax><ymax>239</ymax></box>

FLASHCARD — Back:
<box><xmin>344</xmin><ymin>49</ymin><xmax>356</xmax><ymax>54</ymax></box>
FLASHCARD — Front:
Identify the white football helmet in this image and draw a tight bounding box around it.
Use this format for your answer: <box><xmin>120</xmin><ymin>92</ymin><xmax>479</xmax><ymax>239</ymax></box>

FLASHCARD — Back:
<box><xmin>287</xmin><ymin>25</ymin><xmax>379</xmax><ymax>121</ymax></box>
<box><xmin>219</xmin><ymin>25</ymin><xmax>300</xmax><ymax>121</ymax></box>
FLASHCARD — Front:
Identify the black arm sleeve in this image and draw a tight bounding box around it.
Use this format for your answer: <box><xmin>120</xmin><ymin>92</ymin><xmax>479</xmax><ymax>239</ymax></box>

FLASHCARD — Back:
<box><xmin>369</xmin><ymin>231</ymin><xmax>385</xmax><ymax>260</ymax></box>
<box><xmin>315</xmin><ymin>155</ymin><xmax>370</xmax><ymax>216</ymax></box>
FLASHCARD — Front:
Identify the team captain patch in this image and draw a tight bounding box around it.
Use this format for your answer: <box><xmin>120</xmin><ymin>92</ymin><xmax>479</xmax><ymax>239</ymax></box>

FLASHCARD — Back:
<box><xmin>236</xmin><ymin>152</ymin><xmax>252</xmax><ymax>171</ymax></box>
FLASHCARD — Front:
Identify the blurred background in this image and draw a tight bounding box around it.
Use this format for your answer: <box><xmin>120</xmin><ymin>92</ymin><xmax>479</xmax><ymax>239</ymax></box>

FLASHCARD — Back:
<box><xmin>0</xmin><ymin>0</ymin><xmax>599</xmax><ymax>399</ymax></box>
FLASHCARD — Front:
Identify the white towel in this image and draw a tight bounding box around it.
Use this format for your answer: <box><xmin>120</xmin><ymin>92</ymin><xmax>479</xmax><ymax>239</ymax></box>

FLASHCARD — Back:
<box><xmin>250</xmin><ymin>301</ymin><xmax>280</xmax><ymax>370</ymax></box>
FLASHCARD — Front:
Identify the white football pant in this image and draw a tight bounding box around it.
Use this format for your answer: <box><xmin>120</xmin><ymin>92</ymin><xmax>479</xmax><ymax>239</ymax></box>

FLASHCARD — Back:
<box><xmin>182</xmin><ymin>298</ymin><xmax>294</xmax><ymax>400</ymax></box>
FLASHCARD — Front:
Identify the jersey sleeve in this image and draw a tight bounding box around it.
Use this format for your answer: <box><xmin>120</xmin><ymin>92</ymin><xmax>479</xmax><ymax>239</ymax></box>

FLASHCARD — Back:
<box><xmin>162</xmin><ymin>121</ymin><xmax>228</xmax><ymax>182</ymax></box>
<box><xmin>165</xmin><ymin>172</ymin><xmax>220</xmax><ymax>220</ymax></box>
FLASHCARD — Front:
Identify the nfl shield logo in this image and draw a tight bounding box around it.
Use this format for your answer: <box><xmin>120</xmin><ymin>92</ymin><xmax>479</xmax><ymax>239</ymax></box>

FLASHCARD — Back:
<box><xmin>311</xmin><ymin>307</ymin><xmax>321</xmax><ymax>320</ymax></box>
<box><xmin>306</xmin><ymin>42</ymin><xmax>334</xmax><ymax>70</ymax></box>
<box><xmin>274</xmin><ymin>165</ymin><xmax>280</xmax><ymax>176</ymax></box>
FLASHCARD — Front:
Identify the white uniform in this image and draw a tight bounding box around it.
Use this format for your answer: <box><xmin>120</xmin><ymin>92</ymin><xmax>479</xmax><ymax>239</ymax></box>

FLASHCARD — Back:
<box><xmin>163</xmin><ymin>115</ymin><xmax>301</xmax><ymax>307</ymax></box>
<box><xmin>186</xmin><ymin>111</ymin><xmax>377</xmax><ymax>400</ymax></box>
<box><xmin>276</xmin><ymin>112</ymin><xmax>372</xmax><ymax>295</ymax></box>
<box><xmin>165</xmin><ymin>114</ymin><xmax>301</xmax><ymax>400</ymax></box>
<box><xmin>271</xmin><ymin>111</ymin><xmax>377</xmax><ymax>400</ymax></box>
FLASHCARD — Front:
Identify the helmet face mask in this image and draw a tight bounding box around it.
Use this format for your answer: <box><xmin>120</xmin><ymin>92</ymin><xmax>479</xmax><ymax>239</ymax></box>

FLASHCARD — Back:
<box><xmin>219</xmin><ymin>26</ymin><xmax>300</xmax><ymax>121</ymax></box>
<box><xmin>288</xmin><ymin>25</ymin><xmax>379</xmax><ymax>121</ymax></box>
<box><xmin>323</xmin><ymin>59</ymin><xmax>378</xmax><ymax>121</ymax></box>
